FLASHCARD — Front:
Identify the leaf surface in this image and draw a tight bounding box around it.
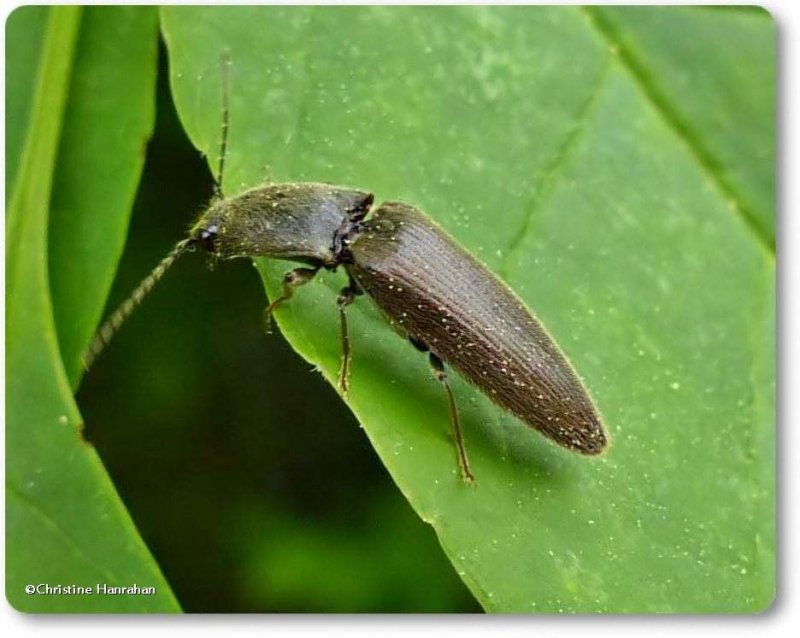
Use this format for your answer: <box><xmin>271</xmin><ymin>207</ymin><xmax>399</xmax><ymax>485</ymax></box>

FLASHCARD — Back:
<box><xmin>160</xmin><ymin>6</ymin><xmax>774</xmax><ymax>612</ymax></box>
<box><xmin>48</xmin><ymin>6</ymin><xmax>160</xmax><ymax>386</ymax></box>
<box><xmin>587</xmin><ymin>6</ymin><xmax>775</xmax><ymax>247</ymax></box>
<box><xmin>5</xmin><ymin>5</ymin><xmax>48</xmax><ymax>198</ymax></box>
<box><xmin>6</xmin><ymin>6</ymin><xmax>179</xmax><ymax>612</ymax></box>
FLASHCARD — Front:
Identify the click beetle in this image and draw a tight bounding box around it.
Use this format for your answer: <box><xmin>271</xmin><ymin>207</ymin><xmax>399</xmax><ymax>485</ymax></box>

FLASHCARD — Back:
<box><xmin>85</xmin><ymin>59</ymin><xmax>608</xmax><ymax>484</ymax></box>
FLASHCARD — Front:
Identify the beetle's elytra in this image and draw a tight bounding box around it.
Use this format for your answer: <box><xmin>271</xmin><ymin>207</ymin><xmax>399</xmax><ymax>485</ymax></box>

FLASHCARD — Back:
<box><xmin>85</xmin><ymin>57</ymin><xmax>608</xmax><ymax>484</ymax></box>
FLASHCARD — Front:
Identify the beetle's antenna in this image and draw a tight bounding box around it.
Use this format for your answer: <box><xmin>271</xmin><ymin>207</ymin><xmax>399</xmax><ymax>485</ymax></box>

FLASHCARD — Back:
<box><xmin>214</xmin><ymin>51</ymin><xmax>231</xmax><ymax>197</ymax></box>
<box><xmin>83</xmin><ymin>238</ymin><xmax>193</xmax><ymax>370</ymax></box>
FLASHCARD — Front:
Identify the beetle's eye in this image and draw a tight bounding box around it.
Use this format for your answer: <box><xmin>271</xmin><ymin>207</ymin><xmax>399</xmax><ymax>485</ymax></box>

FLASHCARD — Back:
<box><xmin>196</xmin><ymin>225</ymin><xmax>218</xmax><ymax>253</ymax></box>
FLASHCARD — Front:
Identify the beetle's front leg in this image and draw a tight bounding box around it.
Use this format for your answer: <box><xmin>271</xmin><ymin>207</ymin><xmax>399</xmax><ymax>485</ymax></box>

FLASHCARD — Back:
<box><xmin>262</xmin><ymin>266</ymin><xmax>320</xmax><ymax>333</ymax></box>
<box><xmin>336</xmin><ymin>275</ymin><xmax>362</xmax><ymax>396</ymax></box>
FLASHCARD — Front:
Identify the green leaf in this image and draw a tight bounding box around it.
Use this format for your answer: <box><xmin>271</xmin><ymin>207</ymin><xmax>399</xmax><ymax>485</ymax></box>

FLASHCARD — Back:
<box><xmin>48</xmin><ymin>6</ymin><xmax>160</xmax><ymax>387</ymax></box>
<box><xmin>586</xmin><ymin>6</ymin><xmax>775</xmax><ymax>248</ymax></box>
<box><xmin>6</xmin><ymin>7</ymin><xmax>179</xmax><ymax>612</ymax></box>
<box><xmin>5</xmin><ymin>5</ymin><xmax>49</xmax><ymax>200</ymax></box>
<box><xmin>160</xmin><ymin>6</ymin><xmax>774</xmax><ymax>612</ymax></box>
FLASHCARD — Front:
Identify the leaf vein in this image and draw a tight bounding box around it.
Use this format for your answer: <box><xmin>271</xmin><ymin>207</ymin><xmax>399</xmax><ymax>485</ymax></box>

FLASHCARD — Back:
<box><xmin>500</xmin><ymin>57</ymin><xmax>612</xmax><ymax>279</ymax></box>
<box><xmin>581</xmin><ymin>6</ymin><xmax>774</xmax><ymax>255</ymax></box>
<box><xmin>6</xmin><ymin>482</ymin><xmax>150</xmax><ymax>609</ymax></box>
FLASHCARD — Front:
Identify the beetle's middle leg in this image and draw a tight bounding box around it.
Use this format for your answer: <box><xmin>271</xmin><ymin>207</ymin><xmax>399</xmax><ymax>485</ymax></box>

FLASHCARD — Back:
<box><xmin>336</xmin><ymin>275</ymin><xmax>362</xmax><ymax>396</ymax></box>
<box><xmin>262</xmin><ymin>266</ymin><xmax>320</xmax><ymax>333</ymax></box>
<box><xmin>410</xmin><ymin>338</ymin><xmax>475</xmax><ymax>485</ymax></box>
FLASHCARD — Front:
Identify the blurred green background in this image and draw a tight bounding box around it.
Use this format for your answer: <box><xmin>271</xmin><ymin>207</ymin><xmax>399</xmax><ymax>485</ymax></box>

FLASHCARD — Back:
<box><xmin>76</xmin><ymin>46</ymin><xmax>479</xmax><ymax>613</ymax></box>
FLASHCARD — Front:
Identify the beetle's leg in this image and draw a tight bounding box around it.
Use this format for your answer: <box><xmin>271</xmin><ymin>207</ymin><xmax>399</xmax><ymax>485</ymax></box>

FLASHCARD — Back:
<box><xmin>336</xmin><ymin>276</ymin><xmax>362</xmax><ymax>396</ymax></box>
<box><xmin>262</xmin><ymin>266</ymin><xmax>319</xmax><ymax>334</ymax></box>
<box><xmin>412</xmin><ymin>339</ymin><xmax>475</xmax><ymax>485</ymax></box>
<box><xmin>428</xmin><ymin>353</ymin><xmax>475</xmax><ymax>485</ymax></box>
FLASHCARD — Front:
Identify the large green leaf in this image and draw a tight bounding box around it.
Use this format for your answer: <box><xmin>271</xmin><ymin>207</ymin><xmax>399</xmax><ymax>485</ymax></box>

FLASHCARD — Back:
<box><xmin>48</xmin><ymin>6</ymin><xmax>161</xmax><ymax>387</ymax></box>
<box><xmin>6</xmin><ymin>7</ymin><xmax>179</xmax><ymax>612</ymax></box>
<box><xmin>160</xmin><ymin>6</ymin><xmax>774</xmax><ymax>612</ymax></box>
<box><xmin>5</xmin><ymin>5</ymin><xmax>48</xmax><ymax>199</ymax></box>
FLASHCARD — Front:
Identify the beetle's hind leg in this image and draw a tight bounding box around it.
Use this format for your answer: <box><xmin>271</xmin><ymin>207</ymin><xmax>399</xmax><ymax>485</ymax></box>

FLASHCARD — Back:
<box><xmin>336</xmin><ymin>275</ymin><xmax>362</xmax><ymax>396</ymax></box>
<box><xmin>263</xmin><ymin>266</ymin><xmax>320</xmax><ymax>333</ymax></box>
<box><xmin>411</xmin><ymin>338</ymin><xmax>475</xmax><ymax>485</ymax></box>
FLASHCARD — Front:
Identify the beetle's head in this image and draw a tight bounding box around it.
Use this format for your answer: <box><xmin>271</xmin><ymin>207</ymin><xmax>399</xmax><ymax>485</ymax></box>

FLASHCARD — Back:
<box><xmin>189</xmin><ymin>204</ymin><xmax>224</xmax><ymax>256</ymax></box>
<box><xmin>189</xmin><ymin>182</ymin><xmax>374</xmax><ymax>263</ymax></box>
<box><xmin>196</xmin><ymin>224</ymin><xmax>219</xmax><ymax>252</ymax></box>
<box><xmin>189</xmin><ymin>196</ymin><xmax>273</xmax><ymax>260</ymax></box>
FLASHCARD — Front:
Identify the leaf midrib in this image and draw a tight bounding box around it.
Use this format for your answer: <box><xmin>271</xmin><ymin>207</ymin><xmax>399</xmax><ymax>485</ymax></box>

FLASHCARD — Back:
<box><xmin>581</xmin><ymin>6</ymin><xmax>774</xmax><ymax>257</ymax></box>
